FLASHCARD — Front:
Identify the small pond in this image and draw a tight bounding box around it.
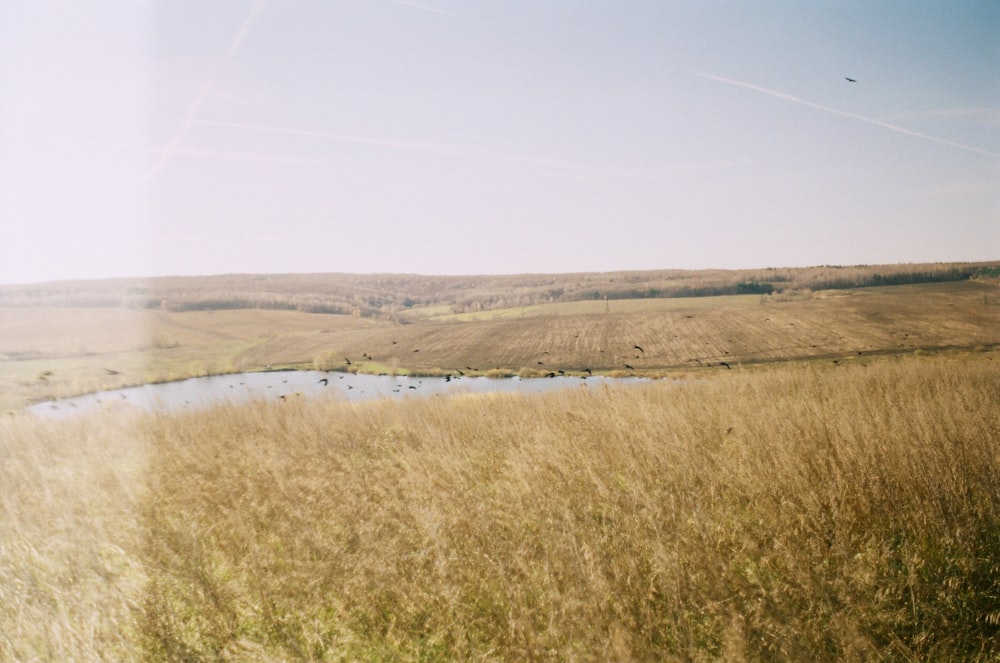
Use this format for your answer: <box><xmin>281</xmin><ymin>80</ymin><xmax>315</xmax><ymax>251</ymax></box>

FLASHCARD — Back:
<box><xmin>28</xmin><ymin>370</ymin><xmax>650</xmax><ymax>417</ymax></box>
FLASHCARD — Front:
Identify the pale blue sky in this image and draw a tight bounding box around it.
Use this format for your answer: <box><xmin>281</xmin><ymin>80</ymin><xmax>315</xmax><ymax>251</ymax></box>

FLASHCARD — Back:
<box><xmin>1</xmin><ymin>1</ymin><xmax>997</xmax><ymax>284</ymax></box>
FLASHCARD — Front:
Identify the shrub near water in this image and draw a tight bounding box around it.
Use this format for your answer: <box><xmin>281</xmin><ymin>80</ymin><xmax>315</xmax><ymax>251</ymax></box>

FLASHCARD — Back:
<box><xmin>136</xmin><ymin>357</ymin><xmax>1000</xmax><ymax>661</ymax></box>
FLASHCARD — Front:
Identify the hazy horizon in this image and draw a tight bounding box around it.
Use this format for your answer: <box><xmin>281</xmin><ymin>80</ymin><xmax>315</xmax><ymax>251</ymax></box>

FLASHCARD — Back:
<box><xmin>2</xmin><ymin>1</ymin><xmax>997</xmax><ymax>285</ymax></box>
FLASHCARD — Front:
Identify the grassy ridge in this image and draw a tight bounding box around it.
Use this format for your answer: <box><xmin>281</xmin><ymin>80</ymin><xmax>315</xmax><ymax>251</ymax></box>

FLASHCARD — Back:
<box><xmin>5</xmin><ymin>355</ymin><xmax>995</xmax><ymax>660</ymax></box>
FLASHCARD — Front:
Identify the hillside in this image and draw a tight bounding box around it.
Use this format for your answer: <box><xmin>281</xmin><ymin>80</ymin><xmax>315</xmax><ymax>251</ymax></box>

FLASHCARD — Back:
<box><xmin>2</xmin><ymin>261</ymin><xmax>997</xmax><ymax>320</ymax></box>
<box><xmin>1</xmin><ymin>272</ymin><xmax>998</xmax><ymax>411</ymax></box>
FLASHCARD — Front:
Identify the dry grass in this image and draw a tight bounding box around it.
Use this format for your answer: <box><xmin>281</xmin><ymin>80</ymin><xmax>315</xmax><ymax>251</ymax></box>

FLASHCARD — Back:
<box><xmin>0</xmin><ymin>308</ymin><xmax>371</xmax><ymax>410</ymax></box>
<box><xmin>243</xmin><ymin>280</ymin><xmax>1000</xmax><ymax>377</ymax></box>
<box><xmin>0</xmin><ymin>410</ymin><xmax>149</xmax><ymax>661</ymax></box>
<box><xmin>3</xmin><ymin>354</ymin><xmax>997</xmax><ymax>660</ymax></box>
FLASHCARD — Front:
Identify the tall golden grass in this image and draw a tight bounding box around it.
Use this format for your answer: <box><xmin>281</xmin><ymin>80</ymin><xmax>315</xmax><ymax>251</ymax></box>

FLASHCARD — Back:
<box><xmin>0</xmin><ymin>410</ymin><xmax>148</xmax><ymax>660</ymax></box>
<box><xmin>2</xmin><ymin>355</ymin><xmax>998</xmax><ymax>660</ymax></box>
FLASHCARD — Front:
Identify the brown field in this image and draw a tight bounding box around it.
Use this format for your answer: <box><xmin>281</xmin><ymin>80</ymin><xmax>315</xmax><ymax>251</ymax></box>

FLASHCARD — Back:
<box><xmin>2</xmin><ymin>273</ymin><xmax>997</xmax><ymax>410</ymax></box>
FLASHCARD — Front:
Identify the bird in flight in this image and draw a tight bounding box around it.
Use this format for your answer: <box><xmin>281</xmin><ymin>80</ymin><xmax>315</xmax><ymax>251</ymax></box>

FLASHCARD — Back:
<box><xmin>845</xmin><ymin>77</ymin><xmax>857</xmax><ymax>83</ymax></box>
<box><xmin>633</xmin><ymin>345</ymin><xmax>645</xmax><ymax>353</ymax></box>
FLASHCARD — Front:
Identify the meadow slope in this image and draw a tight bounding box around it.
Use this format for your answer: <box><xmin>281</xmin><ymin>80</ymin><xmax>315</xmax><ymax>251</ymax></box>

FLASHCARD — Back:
<box><xmin>2</xmin><ymin>355</ymin><xmax>998</xmax><ymax>660</ymax></box>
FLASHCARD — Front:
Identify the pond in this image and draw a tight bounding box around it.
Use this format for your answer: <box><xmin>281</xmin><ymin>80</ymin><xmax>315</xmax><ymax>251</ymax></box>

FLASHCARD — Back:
<box><xmin>28</xmin><ymin>370</ymin><xmax>649</xmax><ymax>417</ymax></box>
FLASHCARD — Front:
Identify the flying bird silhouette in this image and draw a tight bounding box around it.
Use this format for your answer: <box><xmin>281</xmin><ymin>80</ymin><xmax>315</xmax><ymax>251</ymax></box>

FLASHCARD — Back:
<box><xmin>318</xmin><ymin>378</ymin><xmax>328</xmax><ymax>386</ymax></box>
<box><xmin>845</xmin><ymin>77</ymin><xmax>857</xmax><ymax>82</ymax></box>
<box><xmin>633</xmin><ymin>345</ymin><xmax>645</xmax><ymax>353</ymax></box>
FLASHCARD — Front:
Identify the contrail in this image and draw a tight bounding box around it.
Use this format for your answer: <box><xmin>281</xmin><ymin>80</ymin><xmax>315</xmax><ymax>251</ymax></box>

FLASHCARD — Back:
<box><xmin>190</xmin><ymin>119</ymin><xmax>468</xmax><ymax>154</ymax></box>
<box><xmin>38</xmin><ymin>134</ymin><xmax>325</xmax><ymax>166</ymax></box>
<box><xmin>692</xmin><ymin>72</ymin><xmax>1000</xmax><ymax>160</ymax></box>
<box><xmin>391</xmin><ymin>0</ymin><xmax>453</xmax><ymax>15</ymax></box>
<box><xmin>189</xmin><ymin>118</ymin><xmax>747</xmax><ymax>181</ymax></box>
<box><xmin>153</xmin><ymin>0</ymin><xmax>268</xmax><ymax>176</ymax></box>
<box><xmin>188</xmin><ymin>118</ymin><xmax>621</xmax><ymax>179</ymax></box>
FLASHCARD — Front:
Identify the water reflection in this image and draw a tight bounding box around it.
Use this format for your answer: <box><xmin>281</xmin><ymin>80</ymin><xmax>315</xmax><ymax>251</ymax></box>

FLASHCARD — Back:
<box><xmin>29</xmin><ymin>370</ymin><xmax>646</xmax><ymax>417</ymax></box>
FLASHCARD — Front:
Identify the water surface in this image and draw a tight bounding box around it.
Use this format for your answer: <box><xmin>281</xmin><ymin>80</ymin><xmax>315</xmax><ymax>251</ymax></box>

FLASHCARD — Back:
<box><xmin>29</xmin><ymin>370</ymin><xmax>644</xmax><ymax>417</ymax></box>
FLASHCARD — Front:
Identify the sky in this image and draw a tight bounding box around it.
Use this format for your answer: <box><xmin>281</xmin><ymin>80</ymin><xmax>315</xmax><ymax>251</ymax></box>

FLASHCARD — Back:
<box><xmin>1</xmin><ymin>0</ymin><xmax>998</xmax><ymax>284</ymax></box>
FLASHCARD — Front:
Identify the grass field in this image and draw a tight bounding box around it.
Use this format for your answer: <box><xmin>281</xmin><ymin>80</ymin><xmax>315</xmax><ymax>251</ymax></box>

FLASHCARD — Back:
<box><xmin>3</xmin><ymin>278</ymin><xmax>997</xmax><ymax>411</ymax></box>
<box><xmin>1</xmin><ymin>267</ymin><xmax>998</xmax><ymax>659</ymax></box>
<box><xmin>1</xmin><ymin>354</ymin><xmax>997</xmax><ymax>660</ymax></box>
<box><xmin>0</xmin><ymin>308</ymin><xmax>373</xmax><ymax>411</ymax></box>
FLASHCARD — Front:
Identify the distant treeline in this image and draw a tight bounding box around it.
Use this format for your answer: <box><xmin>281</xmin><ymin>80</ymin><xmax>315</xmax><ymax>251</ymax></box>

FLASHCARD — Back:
<box><xmin>1</xmin><ymin>262</ymin><xmax>997</xmax><ymax>318</ymax></box>
<box><xmin>581</xmin><ymin>280</ymin><xmax>776</xmax><ymax>301</ymax></box>
<box><xmin>584</xmin><ymin>265</ymin><xmax>991</xmax><ymax>302</ymax></box>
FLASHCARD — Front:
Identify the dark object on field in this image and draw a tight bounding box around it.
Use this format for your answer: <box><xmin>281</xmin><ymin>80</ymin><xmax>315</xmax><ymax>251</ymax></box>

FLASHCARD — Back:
<box><xmin>104</xmin><ymin>368</ymin><xmax>120</xmax><ymax>375</ymax></box>
<box><xmin>624</xmin><ymin>364</ymin><xmax>634</xmax><ymax>370</ymax></box>
<box><xmin>318</xmin><ymin>378</ymin><xmax>328</xmax><ymax>385</ymax></box>
<box><xmin>545</xmin><ymin>372</ymin><xmax>556</xmax><ymax>378</ymax></box>
<box><xmin>583</xmin><ymin>368</ymin><xmax>592</xmax><ymax>375</ymax></box>
<box><xmin>445</xmin><ymin>375</ymin><xmax>451</xmax><ymax>382</ymax></box>
<box><xmin>845</xmin><ymin>77</ymin><xmax>857</xmax><ymax>82</ymax></box>
<box><xmin>720</xmin><ymin>361</ymin><xmax>731</xmax><ymax>369</ymax></box>
<box><xmin>344</xmin><ymin>357</ymin><xmax>351</xmax><ymax>365</ymax></box>
<box><xmin>634</xmin><ymin>345</ymin><xmax>645</xmax><ymax>353</ymax></box>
